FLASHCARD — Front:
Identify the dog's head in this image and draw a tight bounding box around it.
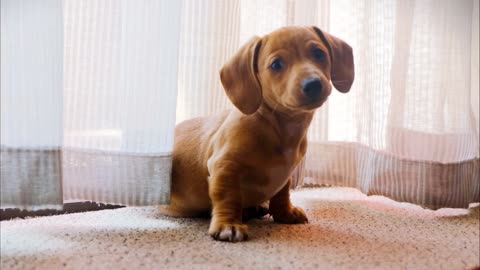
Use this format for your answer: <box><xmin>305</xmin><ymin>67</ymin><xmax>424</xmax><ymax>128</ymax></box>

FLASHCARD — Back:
<box><xmin>220</xmin><ymin>26</ymin><xmax>354</xmax><ymax>114</ymax></box>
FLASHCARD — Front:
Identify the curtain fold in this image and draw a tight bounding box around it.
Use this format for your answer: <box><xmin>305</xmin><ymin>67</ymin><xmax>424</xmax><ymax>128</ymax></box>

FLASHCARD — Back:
<box><xmin>1</xmin><ymin>0</ymin><xmax>181</xmax><ymax>209</ymax></box>
<box><xmin>1</xmin><ymin>0</ymin><xmax>64</xmax><ymax>210</ymax></box>
<box><xmin>302</xmin><ymin>0</ymin><xmax>479</xmax><ymax>209</ymax></box>
<box><xmin>61</xmin><ymin>0</ymin><xmax>181</xmax><ymax>206</ymax></box>
<box><xmin>300</xmin><ymin>0</ymin><xmax>479</xmax><ymax>209</ymax></box>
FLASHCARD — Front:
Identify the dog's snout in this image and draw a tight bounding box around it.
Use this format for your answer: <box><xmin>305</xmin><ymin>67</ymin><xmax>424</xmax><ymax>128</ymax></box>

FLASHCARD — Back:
<box><xmin>302</xmin><ymin>78</ymin><xmax>323</xmax><ymax>99</ymax></box>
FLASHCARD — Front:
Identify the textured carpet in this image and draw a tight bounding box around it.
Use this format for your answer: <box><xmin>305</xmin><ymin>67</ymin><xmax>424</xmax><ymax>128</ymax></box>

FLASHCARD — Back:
<box><xmin>1</xmin><ymin>187</ymin><xmax>479</xmax><ymax>270</ymax></box>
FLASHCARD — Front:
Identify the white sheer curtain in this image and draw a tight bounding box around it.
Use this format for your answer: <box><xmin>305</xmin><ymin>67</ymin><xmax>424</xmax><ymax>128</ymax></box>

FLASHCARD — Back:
<box><xmin>1</xmin><ymin>0</ymin><xmax>180</xmax><ymax>209</ymax></box>
<box><xmin>304</xmin><ymin>0</ymin><xmax>479</xmax><ymax>209</ymax></box>
<box><xmin>1</xmin><ymin>0</ymin><xmax>64</xmax><ymax>210</ymax></box>
<box><xmin>1</xmin><ymin>0</ymin><xmax>478</xmax><ymax>211</ymax></box>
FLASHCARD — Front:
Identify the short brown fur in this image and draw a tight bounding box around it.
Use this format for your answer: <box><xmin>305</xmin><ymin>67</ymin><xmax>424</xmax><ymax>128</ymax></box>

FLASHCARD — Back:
<box><xmin>162</xmin><ymin>26</ymin><xmax>354</xmax><ymax>242</ymax></box>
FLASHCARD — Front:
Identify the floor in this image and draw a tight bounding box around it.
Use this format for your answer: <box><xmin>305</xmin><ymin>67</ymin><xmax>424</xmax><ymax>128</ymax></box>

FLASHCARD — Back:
<box><xmin>1</xmin><ymin>187</ymin><xmax>479</xmax><ymax>270</ymax></box>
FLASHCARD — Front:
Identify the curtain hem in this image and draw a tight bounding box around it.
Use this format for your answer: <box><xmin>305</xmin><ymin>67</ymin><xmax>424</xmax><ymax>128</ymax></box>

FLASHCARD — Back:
<box><xmin>1</xmin><ymin>147</ymin><xmax>63</xmax><ymax>210</ymax></box>
<box><xmin>292</xmin><ymin>142</ymin><xmax>480</xmax><ymax>210</ymax></box>
<box><xmin>1</xmin><ymin>147</ymin><xmax>172</xmax><ymax>210</ymax></box>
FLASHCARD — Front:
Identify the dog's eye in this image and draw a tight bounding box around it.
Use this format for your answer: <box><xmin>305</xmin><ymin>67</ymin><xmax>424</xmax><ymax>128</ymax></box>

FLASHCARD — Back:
<box><xmin>312</xmin><ymin>48</ymin><xmax>326</xmax><ymax>62</ymax></box>
<box><xmin>270</xmin><ymin>59</ymin><xmax>283</xmax><ymax>71</ymax></box>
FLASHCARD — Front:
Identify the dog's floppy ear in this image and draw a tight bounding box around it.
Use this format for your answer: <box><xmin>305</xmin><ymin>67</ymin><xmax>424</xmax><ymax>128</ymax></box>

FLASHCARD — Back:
<box><xmin>313</xmin><ymin>26</ymin><xmax>354</xmax><ymax>93</ymax></box>
<box><xmin>220</xmin><ymin>36</ymin><xmax>263</xmax><ymax>114</ymax></box>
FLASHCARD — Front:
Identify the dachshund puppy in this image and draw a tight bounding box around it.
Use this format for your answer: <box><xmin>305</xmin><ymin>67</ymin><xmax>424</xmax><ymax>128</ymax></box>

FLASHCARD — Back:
<box><xmin>163</xmin><ymin>26</ymin><xmax>354</xmax><ymax>242</ymax></box>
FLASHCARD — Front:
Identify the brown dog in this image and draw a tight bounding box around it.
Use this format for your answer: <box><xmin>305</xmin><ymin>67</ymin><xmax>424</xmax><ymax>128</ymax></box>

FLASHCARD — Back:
<box><xmin>163</xmin><ymin>26</ymin><xmax>354</xmax><ymax>242</ymax></box>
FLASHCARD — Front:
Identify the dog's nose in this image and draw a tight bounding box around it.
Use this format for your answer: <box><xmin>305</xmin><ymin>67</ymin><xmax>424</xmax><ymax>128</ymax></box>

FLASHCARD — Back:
<box><xmin>302</xmin><ymin>78</ymin><xmax>323</xmax><ymax>99</ymax></box>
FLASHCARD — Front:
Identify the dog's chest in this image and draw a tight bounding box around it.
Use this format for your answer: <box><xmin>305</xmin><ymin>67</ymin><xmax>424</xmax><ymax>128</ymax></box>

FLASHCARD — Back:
<box><xmin>241</xmin><ymin>144</ymin><xmax>303</xmax><ymax>206</ymax></box>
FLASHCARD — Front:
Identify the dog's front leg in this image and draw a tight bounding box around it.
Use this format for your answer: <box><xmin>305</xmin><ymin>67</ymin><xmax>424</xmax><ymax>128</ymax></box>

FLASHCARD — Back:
<box><xmin>269</xmin><ymin>178</ymin><xmax>308</xmax><ymax>224</ymax></box>
<box><xmin>208</xmin><ymin>167</ymin><xmax>247</xmax><ymax>242</ymax></box>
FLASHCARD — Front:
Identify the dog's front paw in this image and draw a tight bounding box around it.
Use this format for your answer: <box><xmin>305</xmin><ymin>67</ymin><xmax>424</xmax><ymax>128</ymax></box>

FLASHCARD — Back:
<box><xmin>208</xmin><ymin>223</ymin><xmax>248</xmax><ymax>242</ymax></box>
<box><xmin>272</xmin><ymin>206</ymin><xmax>308</xmax><ymax>224</ymax></box>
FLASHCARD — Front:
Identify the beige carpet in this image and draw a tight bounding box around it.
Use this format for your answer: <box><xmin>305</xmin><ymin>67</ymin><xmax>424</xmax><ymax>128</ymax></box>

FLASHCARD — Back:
<box><xmin>1</xmin><ymin>187</ymin><xmax>479</xmax><ymax>270</ymax></box>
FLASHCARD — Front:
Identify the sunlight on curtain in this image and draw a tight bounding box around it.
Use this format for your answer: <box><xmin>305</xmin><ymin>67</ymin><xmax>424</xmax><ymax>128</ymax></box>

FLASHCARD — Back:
<box><xmin>1</xmin><ymin>0</ymin><xmax>181</xmax><ymax>209</ymax></box>
<box><xmin>61</xmin><ymin>0</ymin><xmax>181</xmax><ymax>205</ymax></box>
<box><xmin>302</xmin><ymin>0</ymin><xmax>479</xmax><ymax>209</ymax></box>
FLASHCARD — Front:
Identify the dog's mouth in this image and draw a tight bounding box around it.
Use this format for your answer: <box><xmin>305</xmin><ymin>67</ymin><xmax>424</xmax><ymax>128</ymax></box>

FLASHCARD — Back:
<box><xmin>284</xmin><ymin>94</ymin><xmax>328</xmax><ymax>111</ymax></box>
<box><xmin>279</xmin><ymin>80</ymin><xmax>331</xmax><ymax>111</ymax></box>
<box><xmin>299</xmin><ymin>87</ymin><xmax>330</xmax><ymax>110</ymax></box>
<box><xmin>301</xmin><ymin>96</ymin><xmax>328</xmax><ymax>110</ymax></box>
